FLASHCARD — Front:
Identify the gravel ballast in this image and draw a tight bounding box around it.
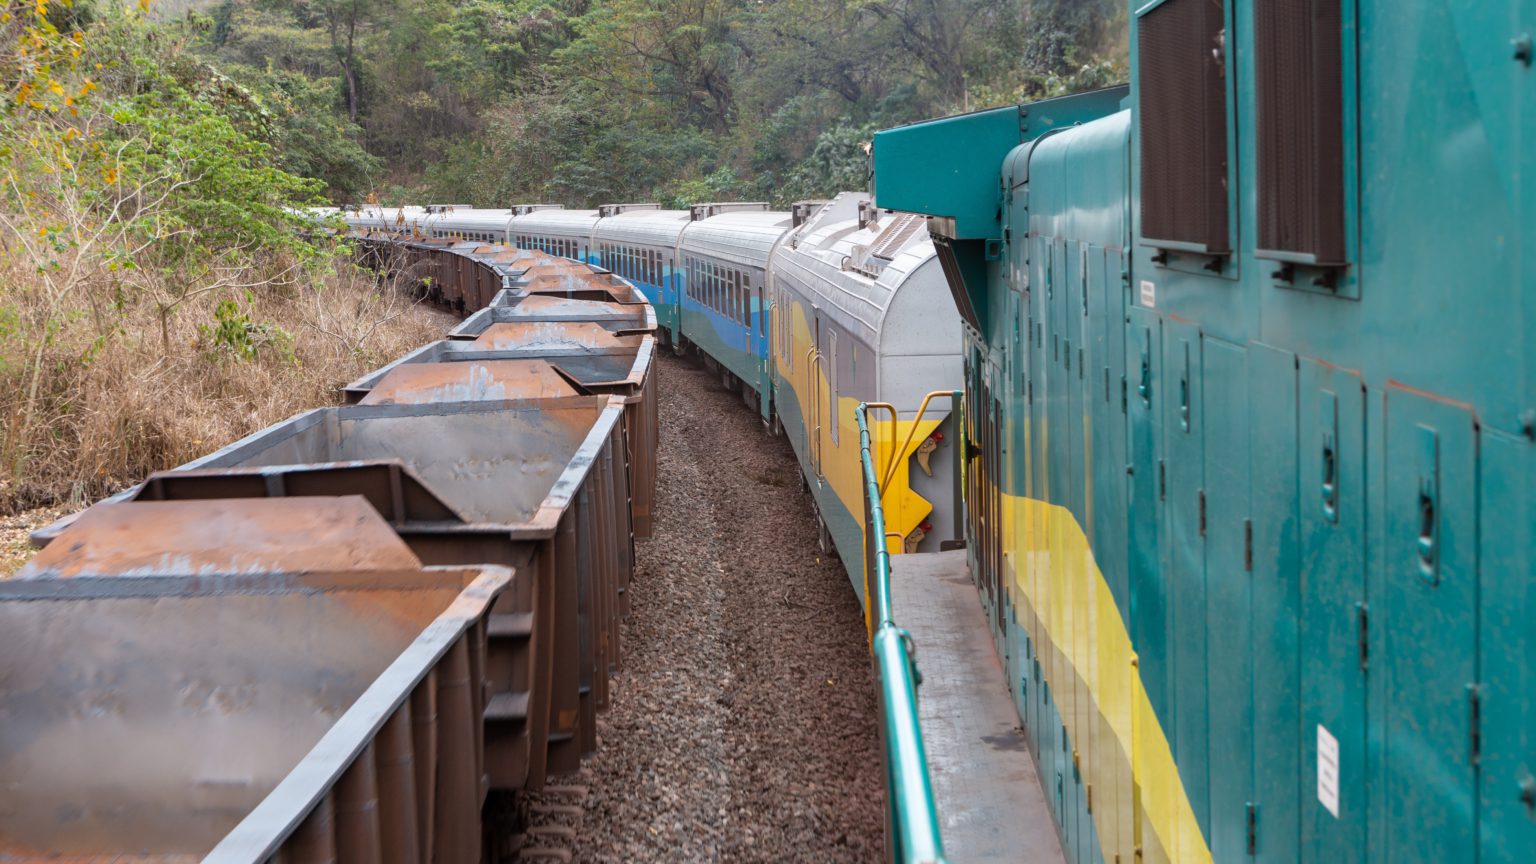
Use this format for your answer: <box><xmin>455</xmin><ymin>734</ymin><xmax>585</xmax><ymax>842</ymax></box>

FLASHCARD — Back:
<box><xmin>526</xmin><ymin>352</ymin><xmax>883</xmax><ymax>863</ymax></box>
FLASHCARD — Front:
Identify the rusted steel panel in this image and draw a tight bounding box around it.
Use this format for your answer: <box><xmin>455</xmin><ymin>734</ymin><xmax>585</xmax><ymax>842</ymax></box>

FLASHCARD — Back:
<box><xmin>16</xmin><ymin>497</ymin><xmax>420</xmax><ymax>578</ymax></box>
<box><xmin>450</xmin><ymin>294</ymin><xmax>658</xmax><ymax>339</ymax></box>
<box><xmin>339</xmin><ymin>332</ymin><xmax>658</xmax><ymax>539</ymax></box>
<box><xmin>359</xmin><ymin>359</ymin><xmax>582</xmax><ymax>405</ymax></box>
<box><xmin>0</xmin><ymin>565</ymin><xmax>508</xmax><ymax>863</ymax></box>
<box><xmin>473</xmin><ymin>321</ymin><xmax>644</xmax><ymax>352</ymax></box>
<box><xmin>34</xmin><ymin>396</ymin><xmax>634</xmax><ymax>789</ymax></box>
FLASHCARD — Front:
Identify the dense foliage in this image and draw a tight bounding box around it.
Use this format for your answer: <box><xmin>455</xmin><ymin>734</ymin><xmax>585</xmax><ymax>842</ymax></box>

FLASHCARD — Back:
<box><xmin>187</xmin><ymin>0</ymin><xmax>1127</xmax><ymax>206</ymax></box>
<box><xmin>0</xmin><ymin>0</ymin><xmax>440</xmax><ymax>511</ymax></box>
<box><xmin>0</xmin><ymin>0</ymin><xmax>1122</xmax><ymax>512</ymax></box>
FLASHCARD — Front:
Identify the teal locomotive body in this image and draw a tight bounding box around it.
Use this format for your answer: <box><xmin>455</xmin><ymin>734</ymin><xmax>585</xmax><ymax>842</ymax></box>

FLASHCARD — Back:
<box><xmin>874</xmin><ymin>2</ymin><xmax>1534</xmax><ymax>863</ymax></box>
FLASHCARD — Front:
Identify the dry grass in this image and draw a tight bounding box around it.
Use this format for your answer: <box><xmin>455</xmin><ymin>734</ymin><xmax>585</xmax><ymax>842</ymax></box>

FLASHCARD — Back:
<box><xmin>0</xmin><ymin>252</ymin><xmax>455</xmax><ymax>516</ymax></box>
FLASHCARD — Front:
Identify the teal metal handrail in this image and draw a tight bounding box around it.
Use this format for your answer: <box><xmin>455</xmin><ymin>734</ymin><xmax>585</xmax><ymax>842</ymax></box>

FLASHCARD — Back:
<box><xmin>856</xmin><ymin>400</ymin><xmax>951</xmax><ymax>864</ymax></box>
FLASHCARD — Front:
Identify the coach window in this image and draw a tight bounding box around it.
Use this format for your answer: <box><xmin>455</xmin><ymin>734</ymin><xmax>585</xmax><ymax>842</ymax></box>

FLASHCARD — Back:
<box><xmin>1138</xmin><ymin>0</ymin><xmax>1231</xmax><ymax>258</ymax></box>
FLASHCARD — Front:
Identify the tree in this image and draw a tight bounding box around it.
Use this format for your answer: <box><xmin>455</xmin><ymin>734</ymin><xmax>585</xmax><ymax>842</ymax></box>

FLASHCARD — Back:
<box><xmin>318</xmin><ymin>0</ymin><xmax>370</xmax><ymax>121</ymax></box>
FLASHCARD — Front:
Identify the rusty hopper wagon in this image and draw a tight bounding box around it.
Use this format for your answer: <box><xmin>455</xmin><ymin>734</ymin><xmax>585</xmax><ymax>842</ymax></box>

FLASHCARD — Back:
<box><xmin>449</xmin><ymin>291</ymin><xmax>657</xmax><ymax>340</ymax></box>
<box><xmin>33</xmin><ymin>395</ymin><xmax>633</xmax><ymax>791</ymax></box>
<box><xmin>341</xmin><ymin>322</ymin><xmax>658</xmax><ymax>537</ymax></box>
<box><xmin>2</xmin><ymin>496</ymin><xmax>510</xmax><ymax>862</ymax></box>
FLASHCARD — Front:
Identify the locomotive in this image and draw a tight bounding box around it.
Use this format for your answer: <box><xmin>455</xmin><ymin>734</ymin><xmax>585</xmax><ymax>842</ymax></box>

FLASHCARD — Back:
<box><xmin>872</xmin><ymin>1</ymin><xmax>1535</xmax><ymax>863</ymax></box>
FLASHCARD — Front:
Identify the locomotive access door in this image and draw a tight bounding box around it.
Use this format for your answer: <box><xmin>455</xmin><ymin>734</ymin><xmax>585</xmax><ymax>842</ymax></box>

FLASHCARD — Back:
<box><xmin>1162</xmin><ymin>318</ymin><xmax>1208</xmax><ymax>839</ymax></box>
<box><xmin>1380</xmin><ymin>387</ymin><xmax>1478</xmax><ymax>863</ymax></box>
<box><xmin>1297</xmin><ymin>361</ymin><xmax>1366</xmax><ymax>864</ymax></box>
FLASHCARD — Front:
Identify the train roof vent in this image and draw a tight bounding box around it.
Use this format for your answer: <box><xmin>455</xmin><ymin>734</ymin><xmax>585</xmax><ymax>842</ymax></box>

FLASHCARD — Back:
<box><xmin>791</xmin><ymin>200</ymin><xmax>829</xmax><ymax>227</ymax></box>
<box><xmin>511</xmin><ymin>204</ymin><xmax>564</xmax><ymax>215</ymax></box>
<box><xmin>689</xmin><ymin>201</ymin><xmax>770</xmax><ymax>221</ymax></box>
<box><xmin>424</xmin><ymin>204</ymin><xmax>471</xmax><ymax>213</ymax></box>
<box><xmin>868</xmin><ymin>213</ymin><xmax>927</xmax><ymax>261</ymax></box>
<box><xmin>597</xmin><ymin>203</ymin><xmax>661</xmax><ymax>217</ymax></box>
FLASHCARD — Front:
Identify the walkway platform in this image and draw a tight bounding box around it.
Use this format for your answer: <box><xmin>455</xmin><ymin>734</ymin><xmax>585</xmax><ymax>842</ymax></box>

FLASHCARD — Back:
<box><xmin>890</xmin><ymin>549</ymin><xmax>1065</xmax><ymax>864</ymax></box>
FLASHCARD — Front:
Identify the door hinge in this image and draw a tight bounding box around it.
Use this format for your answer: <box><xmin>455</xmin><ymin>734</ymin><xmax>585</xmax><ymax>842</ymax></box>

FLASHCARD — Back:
<box><xmin>1243</xmin><ymin>519</ymin><xmax>1254</xmax><ymax>571</ymax></box>
<box><xmin>1356</xmin><ymin>602</ymin><xmax>1370</xmax><ymax>672</ymax></box>
<box><xmin>1469</xmin><ymin>684</ymin><xmax>1483</xmax><ymax>766</ymax></box>
<box><xmin>1198</xmin><ymin>489</ymin><xmax>1207</xmax><ymax>536</ymax></box>
<box><xmin>1246</xmin><ymin>802</ymin><xmax>1258</xmax><ymax>856</ymax></box>
<box><xmin>1159</xmin><ymin>460</ymin><xmax>1166</xmax><ymax>501</ymax></box>
<box><xmin>1087</xmin><ymin>782</ymin><xmax>1093</xmax><ymax>812</ymax></box>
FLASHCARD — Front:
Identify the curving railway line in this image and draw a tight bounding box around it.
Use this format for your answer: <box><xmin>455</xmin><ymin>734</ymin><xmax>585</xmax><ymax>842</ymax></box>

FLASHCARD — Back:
<box><xmin>6</xmin><ymin>4</ymin><xmax>1535</xmax><ymax>862</ymax></box>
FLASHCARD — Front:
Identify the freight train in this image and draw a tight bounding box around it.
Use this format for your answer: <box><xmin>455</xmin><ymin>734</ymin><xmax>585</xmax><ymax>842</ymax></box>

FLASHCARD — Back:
<box><xmin>1</xmin><ymin>193</ymin><xmax>966</xmax><ymax>860</ymax></box>
<box><xmin>866</xmin><ymin>2</ymin><xmax>1535</xmax><ymax>864</ymax></box>
<box><xmin>14</xmin><ymin>2</ymin><xmax>1527</xmax><ymax>860</ymax></box>
<box><xmin>6</xmin><ymin>240</ymin><xmax>659</xmax><ymax>861</ymax></box>
<box><xmin>342</xmin><ymin>197</ymin><xmax>967</xmax><ymax>597</ymax></box>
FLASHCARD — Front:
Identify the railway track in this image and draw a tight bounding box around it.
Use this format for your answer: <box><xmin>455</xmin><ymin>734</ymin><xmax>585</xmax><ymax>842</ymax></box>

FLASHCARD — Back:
<box><xmin>542</xmin><ymin>353</ymin><xmax>882</xmax><ymax>863</ymax></box>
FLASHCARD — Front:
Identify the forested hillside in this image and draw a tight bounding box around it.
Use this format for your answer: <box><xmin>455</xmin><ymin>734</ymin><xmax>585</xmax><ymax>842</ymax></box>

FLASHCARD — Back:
<box><xmin>0</xmin><ymin>0</ymin><xmax>1120</xmax><ymax>519</ymax></box>
<box><xmin>189</xmin><ymin>0</ymin><xmax>1127</xmax><ymax>206</ymax></box>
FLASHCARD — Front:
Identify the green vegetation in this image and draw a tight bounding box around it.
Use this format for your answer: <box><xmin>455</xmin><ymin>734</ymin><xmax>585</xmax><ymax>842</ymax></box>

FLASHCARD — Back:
<box><xmin>0</xmin><ymin>1</ymin><xmax>443</xmax><ymax>512</ymax></box>
<box><xmin>187</xmin><ymin>0</ymin><xmax>1126</xmax><ymax>206</ymax></box>
<box><xmin>0</xmin><ymin>0</ymin><xmax>1121</xmax><ymax>513</ymax></box>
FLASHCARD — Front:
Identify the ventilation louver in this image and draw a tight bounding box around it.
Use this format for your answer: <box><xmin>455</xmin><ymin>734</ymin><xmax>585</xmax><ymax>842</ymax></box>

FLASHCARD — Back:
<box><xmin>1138</xmin><ymin>0</ymin><xmax>1230</xmax><ymax>255</ymax></box>
<box><xmin>869</xmin><ymin>214</ymin><xmax>927</xmax><ymax>261</ymax></box>
<box><xmin>1255</xmin><ymin>0</ymin><xmax>1346</xmax><ymax>266</ymax></box>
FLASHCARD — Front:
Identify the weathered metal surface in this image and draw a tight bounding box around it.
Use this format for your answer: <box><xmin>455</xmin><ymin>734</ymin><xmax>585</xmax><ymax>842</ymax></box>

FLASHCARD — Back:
<box><xmin>359</xmin><ymin>359</ymin><xmax>583</xmax><ymax>405</ymax></box>
<box><xmin>450</xmin><ymin>294</ymin><xmax>658</xmax><ymax>340</ymax></box>
<box><xmin>38</xmin><ymin>396</ymin><xmax>634</xmax><ymax>788</ymax></box>
<box><xmin>0</xmin><ymin>565</ymin><xmax>508</xmax><ymax>863</ymax></box>
<box><xmin>340</xmin><ymin>332</ymin><xmax>658</xmax><ymax>539</ymax></box>
<box><xmin>16</xmin><ymin>497</ymin><xmax>420</xmax><ymax>579</ymax></box>
<box><xmin>472</xmin><ymin>321</ymin><xmax>644</xmax><ymax>352</ymax></box>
